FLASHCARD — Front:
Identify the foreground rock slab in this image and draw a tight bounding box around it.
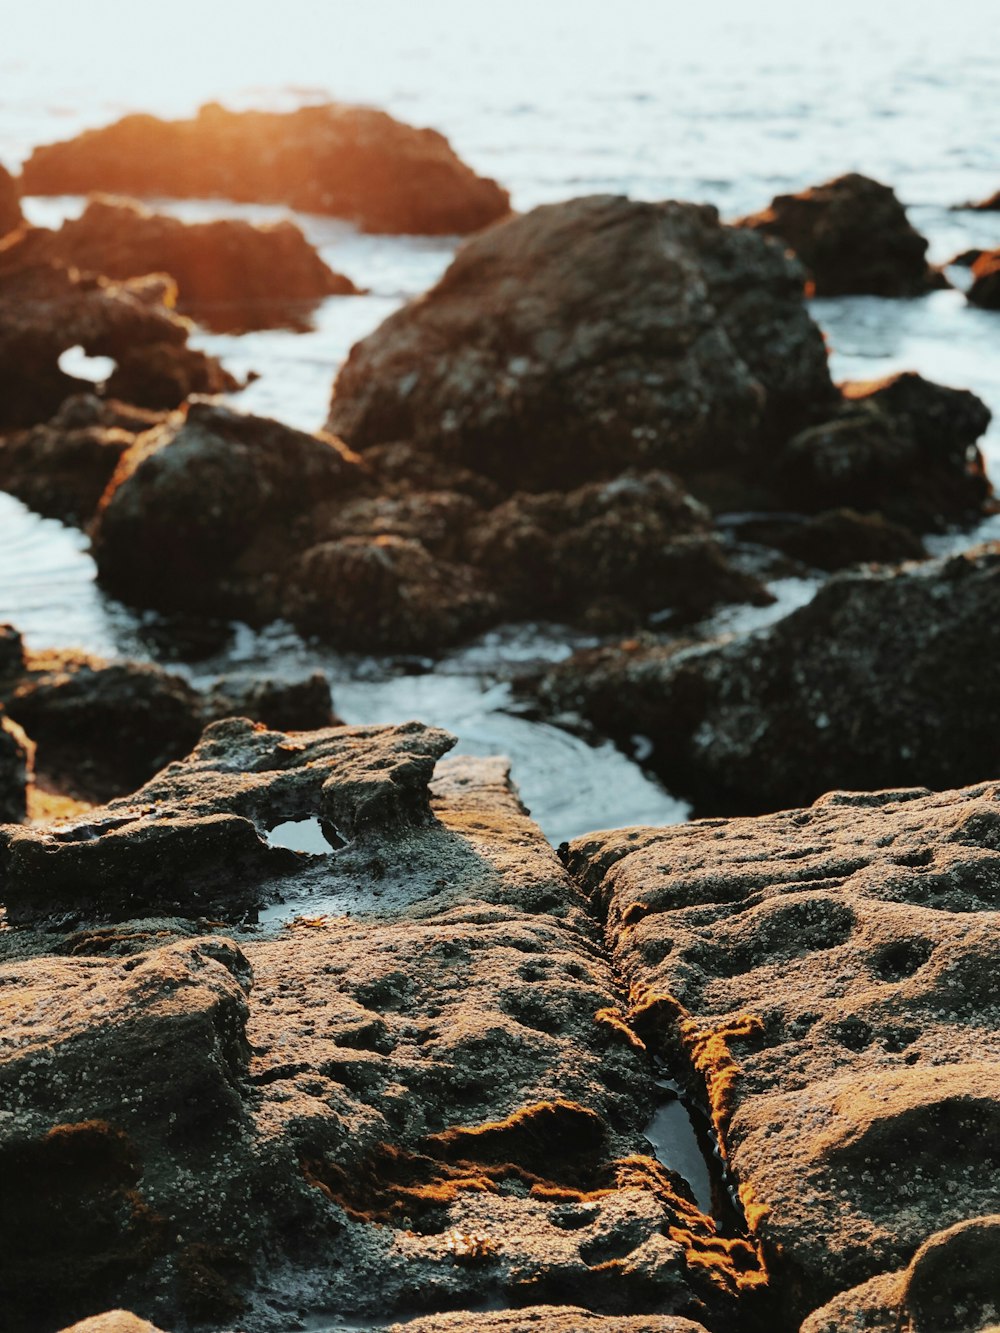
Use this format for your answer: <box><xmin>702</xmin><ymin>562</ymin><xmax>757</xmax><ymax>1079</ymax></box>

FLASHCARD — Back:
<box><xmin>738</xmin><ymin>173</ymin><xmax>945</xmax><ymax>297</ymax></box>
<box><xmin>0</xmin><ymin>728</ymin><xmax>758</xmax><ymax>1331</ymax></box>
<box><xmin>568</xmin><ymin>781</ymin><xmax>1000</xmax><ymax>1329</ymax></box>
<box><xmin>530</xmin><ymin>544</ymin><xmax>1000</xmax><ymax>815</ymax></box>
<box><xmin>20</xmin><ymin>102</ymin><xmax>511</xmax><ymax>236</ymax></box>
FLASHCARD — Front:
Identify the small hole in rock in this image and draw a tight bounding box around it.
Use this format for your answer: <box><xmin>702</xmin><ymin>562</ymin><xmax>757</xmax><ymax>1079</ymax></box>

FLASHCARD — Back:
<box><xmin>264</xmin><ymin>817</ymin><xmax>344</xmax><ymax>855</ymax></box>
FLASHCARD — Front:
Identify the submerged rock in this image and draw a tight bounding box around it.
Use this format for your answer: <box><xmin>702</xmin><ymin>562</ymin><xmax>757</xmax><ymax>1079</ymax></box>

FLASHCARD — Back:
<box><xmin>529</xmin><ymin>544</ymin><xmax>1000</xmax><ymax>815</ymax></box>
<box><xmin>20</xmin><ymin>102</ymin><xmax>511</xmax><ymax>236</ymax></box>
<box><xmin>968</xmin><ymin>248</ymin><xmax>1000</xmax><ymax>309</ymax></box>
<box><xmin>0</xmin><ymin>234</ymin><xmax>235</xmax><ymax>428</ymax></box>
<box><xmin>568</xmin><ymin>782</ymin><xmax>1000</xmax><ymax>1327</ymax></box>
<box><xmin>737</xmin><ymin>173</ymin><xmax>945</xmax><ymax>296</ymax></box>
<box><xmin>0</xmin><ymin>731</ymin><xmax>752</xmax><ymax>1331</ymax></box>
<box><xmin>46</xmin><ymin>195</ymin><xmax>360</xmax><ymax>332</ymax></box>
<box><xmin>0</xmin><ymin>163</ymin><xmax>22</xmax><ymax>237</ymax></box>
<box><xmin>327</xmin><ymin>194</ymin><xmax>836</xmax><ymax>490</ymax></box>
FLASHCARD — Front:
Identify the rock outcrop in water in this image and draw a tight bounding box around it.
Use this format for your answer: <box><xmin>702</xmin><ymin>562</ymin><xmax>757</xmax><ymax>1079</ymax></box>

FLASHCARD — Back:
<box><xmin>0</xmin><ymin>708</ymin><xmax>32</xmax><ymax>823</ymax></box>
<box><xmin>35</xmin><ymin>195</ymin><xmax>360</xmax><ymax>332</ymax></box>
<box><xmin>327</xmin><ymin>194</ymin><xmax>837</xmax><ymax>490</ymax></box>
<box><xmin>0</xmin><ymin>232</ymin><xmax>235</xmax><ymax>428</ymax></box>
<box><xmin>0</xmin><ymin>163</ymin><xmax>22</xmax><ymax>237</ymax></box>
<box><xmin>528</xmin><ymin>544</ymin><xmax>1000</xmax><ymax>816</ymax></box>
<box><xmin>0</xmin><ymin>722</ymin><xmax>752</xmax><ymax>1332</ymax></box>
<box><xmin>737</xmin><ymin>173</ymin><xmax>945</xmax><ymax>297</ymax></box>
<box><xmin>20</xmin><ymin>102</ymin><xmax>511</xmax><ymax>236</ymax></box>
<box><xmin>88</xmin><ymin>400</ymin><xmax>771</xmax><ymax>650</ymax></box>
<box><xmin>968</xmin><ymin>248</ymin><xmax>1000</xmax><ymax>309</ymax></box>
<box><xmin>568</xmin><ymin>780</ymin><xmax>1000</xmax><ymax>1329</ymax></box>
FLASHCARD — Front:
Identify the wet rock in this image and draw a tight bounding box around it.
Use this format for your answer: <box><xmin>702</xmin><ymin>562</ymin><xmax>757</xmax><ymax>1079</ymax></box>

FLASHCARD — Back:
<box><xmin>567</xmin><ymin>781</ymin><xmax>1000</xmax><ymax>1327</ymax></box>
<box><xmin>392</xmin><ymin>1311</ymin><xmax>711</xmax><ymax>1332</ymax></box>
<box><xmin>746</xmin><ymin>508</ymin><xmax>925</xmax><ymax>572</ymax></box>
<box><xmin>467</xmin><ymin>472</ymin><xmax>772</xmax><ymax>628</ymax></box>
<box><xmin>0</xmin><ymin>234</ymin><xmax>236</xmax><ymax>428</ymax></box>
<box><xmin>965</xmin><ymin>187</ymin><xmax>1000</xmax><ymax>211</ymax></box>
<box><xmin>327</xmin><ymin>194</ymin><xmax>835</xmax><ymax>490</ymax></box>
<box><xmin>737</xmin><ymin>173</ymin><xmax>946</xmax><ymax>296</ymax></box>
<box><xmin>21</xmin><ymin>102</ymin><xmax>511</xmax><ymax>236</ymax></box>
<box><xmin>205</xmin><ymin>670</ymin><xmax>338</xmax><ymax>734</ymax></box>
<box><xmin>0</xmin><ymin>709</ymin><xmax>33</xmax><ymax>824</ymax></box>
<box><xmin>92</xmin><ymin>399</ymin><xmax>369</xmax><ymax>616</ymax></box>
<box><xmin>968</xmin><ymin>248</ymin><xmax>1000</xmax><ymax>309</ymax></box>
<box><xmin>48</xmin><ymin>195</ymin><xmax>360</xmax><ymax>332</ymax></box>
<box><xmin>0</xmin><ymin>162</ymin><xmax>22</xmax><ymax>237</ymax></box>
<box><xmin>780</xmin><ymin>371</ymin><xmax>992</xmax><ymax>530</ymax></box>
<box><xmin>0</xmin><ymin>394</ymin><xmax>165</xmax><ymax>524</ymax></box>
<box><xmin>0</xmin><ymin>736</ymin><xmax>754</xmax><ymax>1330</ymax></box>
<box><xmin>530</xmin><ymin>544</ymin><xmax>1000</xmax><ymax>815</ymax></box>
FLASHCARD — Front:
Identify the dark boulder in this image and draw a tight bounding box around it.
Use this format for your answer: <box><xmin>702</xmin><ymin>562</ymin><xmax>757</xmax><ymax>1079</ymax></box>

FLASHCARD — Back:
<box><xmin>529</xmin><ymin>544</ymin><xmax>1000</xmax><ymax>816</ymax></box>
<box><xmin>20</xmin><ymin>102</ymin><xmax>510</xmax><ymax>236</ymax></box>
<box><xmin>0</xmin><ymin>709</ymin><xmax>32</xmax><ymax>824</ymax></box>
<box><xmin>737</xmin><ymin>173</ymin><xmax>946</xmax><ymax>296</ymax></box>
<box><xmin>968</xmin><ymin>248</ymin><xmax>1000</xmax><ymax>309</ymax></box>
<box><xmin>757</xmin><ymin>508</ymin><xmax>925</xmax><ymax>571</ymax></box>
<box><xmin>327</xmin><ymin>194</ymin><xmax>836</xmax><ymax>490</ymax></box>
<box><xmin>48</xmin><ymin>195</ymin><xmax>360</xmax><ymax>332</ymax></box>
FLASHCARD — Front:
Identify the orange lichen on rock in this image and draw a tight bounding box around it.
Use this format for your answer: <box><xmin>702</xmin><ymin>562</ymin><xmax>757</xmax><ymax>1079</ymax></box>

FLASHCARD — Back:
<box><xmin>424</xmin><ymin>1100</ymin><xmax>607</xmax><ymax>1181</ymax></box>
<box><xmin>594</xmin><ymin>1005</ymin><xmax>647</xmax><ymax>1052</ymax></box>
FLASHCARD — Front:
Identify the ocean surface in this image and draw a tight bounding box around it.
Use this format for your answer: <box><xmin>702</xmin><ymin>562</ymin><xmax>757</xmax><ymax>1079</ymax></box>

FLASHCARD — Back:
<box><xmin>1</xmin><ymin>0</ymin><xmax>999</xmax><ymax>842</ymax></box>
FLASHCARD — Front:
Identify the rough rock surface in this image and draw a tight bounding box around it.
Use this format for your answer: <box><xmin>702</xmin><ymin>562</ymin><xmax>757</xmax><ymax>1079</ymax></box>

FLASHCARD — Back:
<box><xmin>0</xmin><ymin>162</ymin><xmax>22</xmax><ymax>237</ymax></box>
<box><xmin>567</xmin><ymin>782</ymin><xmax>1000</xmax><ymax>1327</ymax></box>
<box><xmin>392</xmin><ymin>1311</ymin><xmax>711</xmax><ymax>1332</ymax></box>
<box><xmin>327</xmin><ymin>194</ymin><xmax>836</xmax><ymax>490</ymax></box>
<box><xmin>0</xmin><ymin>232</ymin><xmax>235</xmax><ymax>428</ymax></box>
<box><xmin>529</xmin><ymin>544</ymin><xmax>1000</xmax><ymax>815</ymax></box>
<box><xmin>46</xmin><ymin>195</ymin><xmax>360</xmax><ymax>332</ymax></box>
<box><xmin>0</xmin><ymin>728</ymin><xmax>756</xmax><ymax>1332</ymax></box>
<box><xmin>20</xmin><ymin>102</ymin><xmax>511</xmax><ymax>236</ymax></box>
<box><xmin>737</xmin><ymin>173</ymin><xmax>945</xmax><ymax>296</ymax></box>
<box><xmin>56</xmin><ymin>1316</ymin><xmax>169</xmax><ymax>1333</ymax></box>
<box><xmin>89</xmin><ymin>401</ymin><xmax>769</xmax><ymax>651</ymax></box>
<box><xmin>968</xmin><ymin>248</ymin><xmax>1000</xmax><ymax>309</ymax></box>
<box><xmin>779</xmin><ymin>371</ymin><xmax>992</xmax><ymax>530</ymax></box>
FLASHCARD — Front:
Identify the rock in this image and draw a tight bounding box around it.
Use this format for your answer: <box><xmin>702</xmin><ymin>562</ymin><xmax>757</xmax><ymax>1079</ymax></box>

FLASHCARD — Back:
<box><xmin>779</xmin><ymin>371</ymin><xmax>992</xmax><ymax>530</ymax></box>
<box><xmin>204</xmin><ymin>670</ymin><xmax>338</xmax><ymax>734</ymax></box>
<box><xmin>948</xmin><ymin>247</ymin><xmax>984</xmax><ymax>267</ymax></box>
<box><xmin>92</xmin><ymin>399</ymin><xmax>369</xmax><ymax>617</ymax></box>
<box><xmin>48</xmin><ymin>195</ymin><xmax>360</xmax><ymax>332</ymax></box>
<box><xmin>0</xmin><ymin>233</ymin><xmax>236</xmax><ymax>428</ymax></box>
<box><xmin>327</xmin><ymin>195</ymin><xmax>835</xmax><ymax>490</ymax></box>
<box><xmin>0</xmin><ymin>732</ymin><xmax>758</xmax><ymax>1330</ymax></box>
<box><xmin>745</xmin><ymin>508</ymin><xmax>925</xmax><ymax>572</ymax></box>
<box><xmin>737</xmin><ymin>173</ymin><xmax>946</xmax><ymax>296</ymax></box>
<box><xmin>968</xmin><ymin>248</ymin><xmax>1000</xmax><ymax>309</ymax></box>
<box><xmin>56</xmin><ymin>1315</ymin><xmax>169</xmax><ymax>1333</ymax></box>
<box><xmin>0</xmin><ymin>395</ymin><xmax>165</xmax><ymax>524</ymax></box>
<box><xmin>0</xmin><ymin>709</ymin><xmax>33</xmax><ymax>823</ymax></box>
<box><xmin>467</xmin><ymin>472</ymin><xmax>773</xmax><ymax>628</ymax></box>
<box><xmin>567</xmin><ymin>781</ymin><xmax>1000</xmax><ymax>1326</ymax></box>
<box><xmin>529</xmin><ymin>544</ymin><xmax>1000</xmax><ymax>816</ymax></box>
<box><xmin>20</xmin><ymin>102</ymin><xmax>511</xmax><ymax>236</ymax></box>
<box><xmin>391</xmin><ymin>1311</ymin><xmax>711</xmax><ymax>1332</ymax></box>
<box><xmin>965</xmin><ymin>188</ymin><xmax>1000</xmax><ymax>211</ymax></box>
<box><xmin>0</xmin><ymin>162</ymin><xmax>22</xmax><ymax>237</ymax></box>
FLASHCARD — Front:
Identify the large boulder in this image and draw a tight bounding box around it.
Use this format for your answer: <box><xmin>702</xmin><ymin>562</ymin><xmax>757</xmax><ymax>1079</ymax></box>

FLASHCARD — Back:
<box><xmin>529</xmin><ymin>544</ymin><xmax>1000</xmax><ymax>816</ymax></box>
<box><xmin>968</xmin><ymin>248</ymin><xmax>1000</xmax><ymax>309</ymax></box>
<box><xmin>0</xmin><ymin>232</ymin><xmax>235</xmax><ymax>429</ymax></box>
<box><xmin>737</xmin><ymin>173</ymin><xmax>946</xmax><ymax>296</ymax></box>
<box><xmin>45</xmin><ymin>195</ymin><xmax>360</xmax><ymax>332</ymax></box>
<box><xmin>20</xmin><ymin>102</ymin><xmax>511</xmax><ymax>236</ymax></box>
<box><xmin>327</xmin><ymin>194</ymin><xmax>836</xmax><ymax>490</ymax></box>
<box><xmin>0</xmin><ymin>163</ymin><xmax>22</xmax><ymax>237</ymax></box>
<box><xmin>568</xmin><ymin>781</ymin><xmax>1000</xmax><ymax>1326</ymax></box>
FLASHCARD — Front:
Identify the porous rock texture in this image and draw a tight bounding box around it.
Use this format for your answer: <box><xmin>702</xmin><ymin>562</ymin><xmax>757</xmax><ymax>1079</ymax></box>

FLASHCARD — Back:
<box><xmin>20</xmin><ymin>102</ymin><xmax>511</xmax><ymax>235</ymax></box>
<box><xmin>968</xmin><ymin>248</ymin><xmax>1000</xmax><ymax>309</ymax></box>
<box><xmin>0</xmin><ymin>725</ymin><xmax>754</xmax><ymax>1332</ymax></box>
<box><xmin>530</xmin><ymin>544</ymin><xmax>1000</xmax><ymax>815</ymax></box>
<box><xmin>327</xmin><ymin>194</ymin><xmax>837</xmax><ymax>491</ymax></box>
<box><xmin>567</xmin><ymin>781</ymin><xmax>1000</xmax><ymax>1329</ymax></box>
<box><xmin>0</xmin><ymin>230</ymin><xmax>235</xmax><ymax>429</ymax></box>
<box><xmin>41</xmin><ymin>194</ymin><xmax>360</xmax><ymax>332</ymax></box>
<box><xmin>87</xmin><ymin>401</ymin><xmax>770</xmax><ymax>650</ymax></box>
<box><xmin>391</xmin><ymin>1311</ymin><xmax>711</xmax><ymax>1332</ymax></box>
<box><xmin>0</xmin><ymin>162</ymin><xmax>23</xmax><ymax>237</ymax></box>
<box><xmin>737</xmin><ymin>173</ymin><xmax>945</xmax><ymax>296</ymax></box>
